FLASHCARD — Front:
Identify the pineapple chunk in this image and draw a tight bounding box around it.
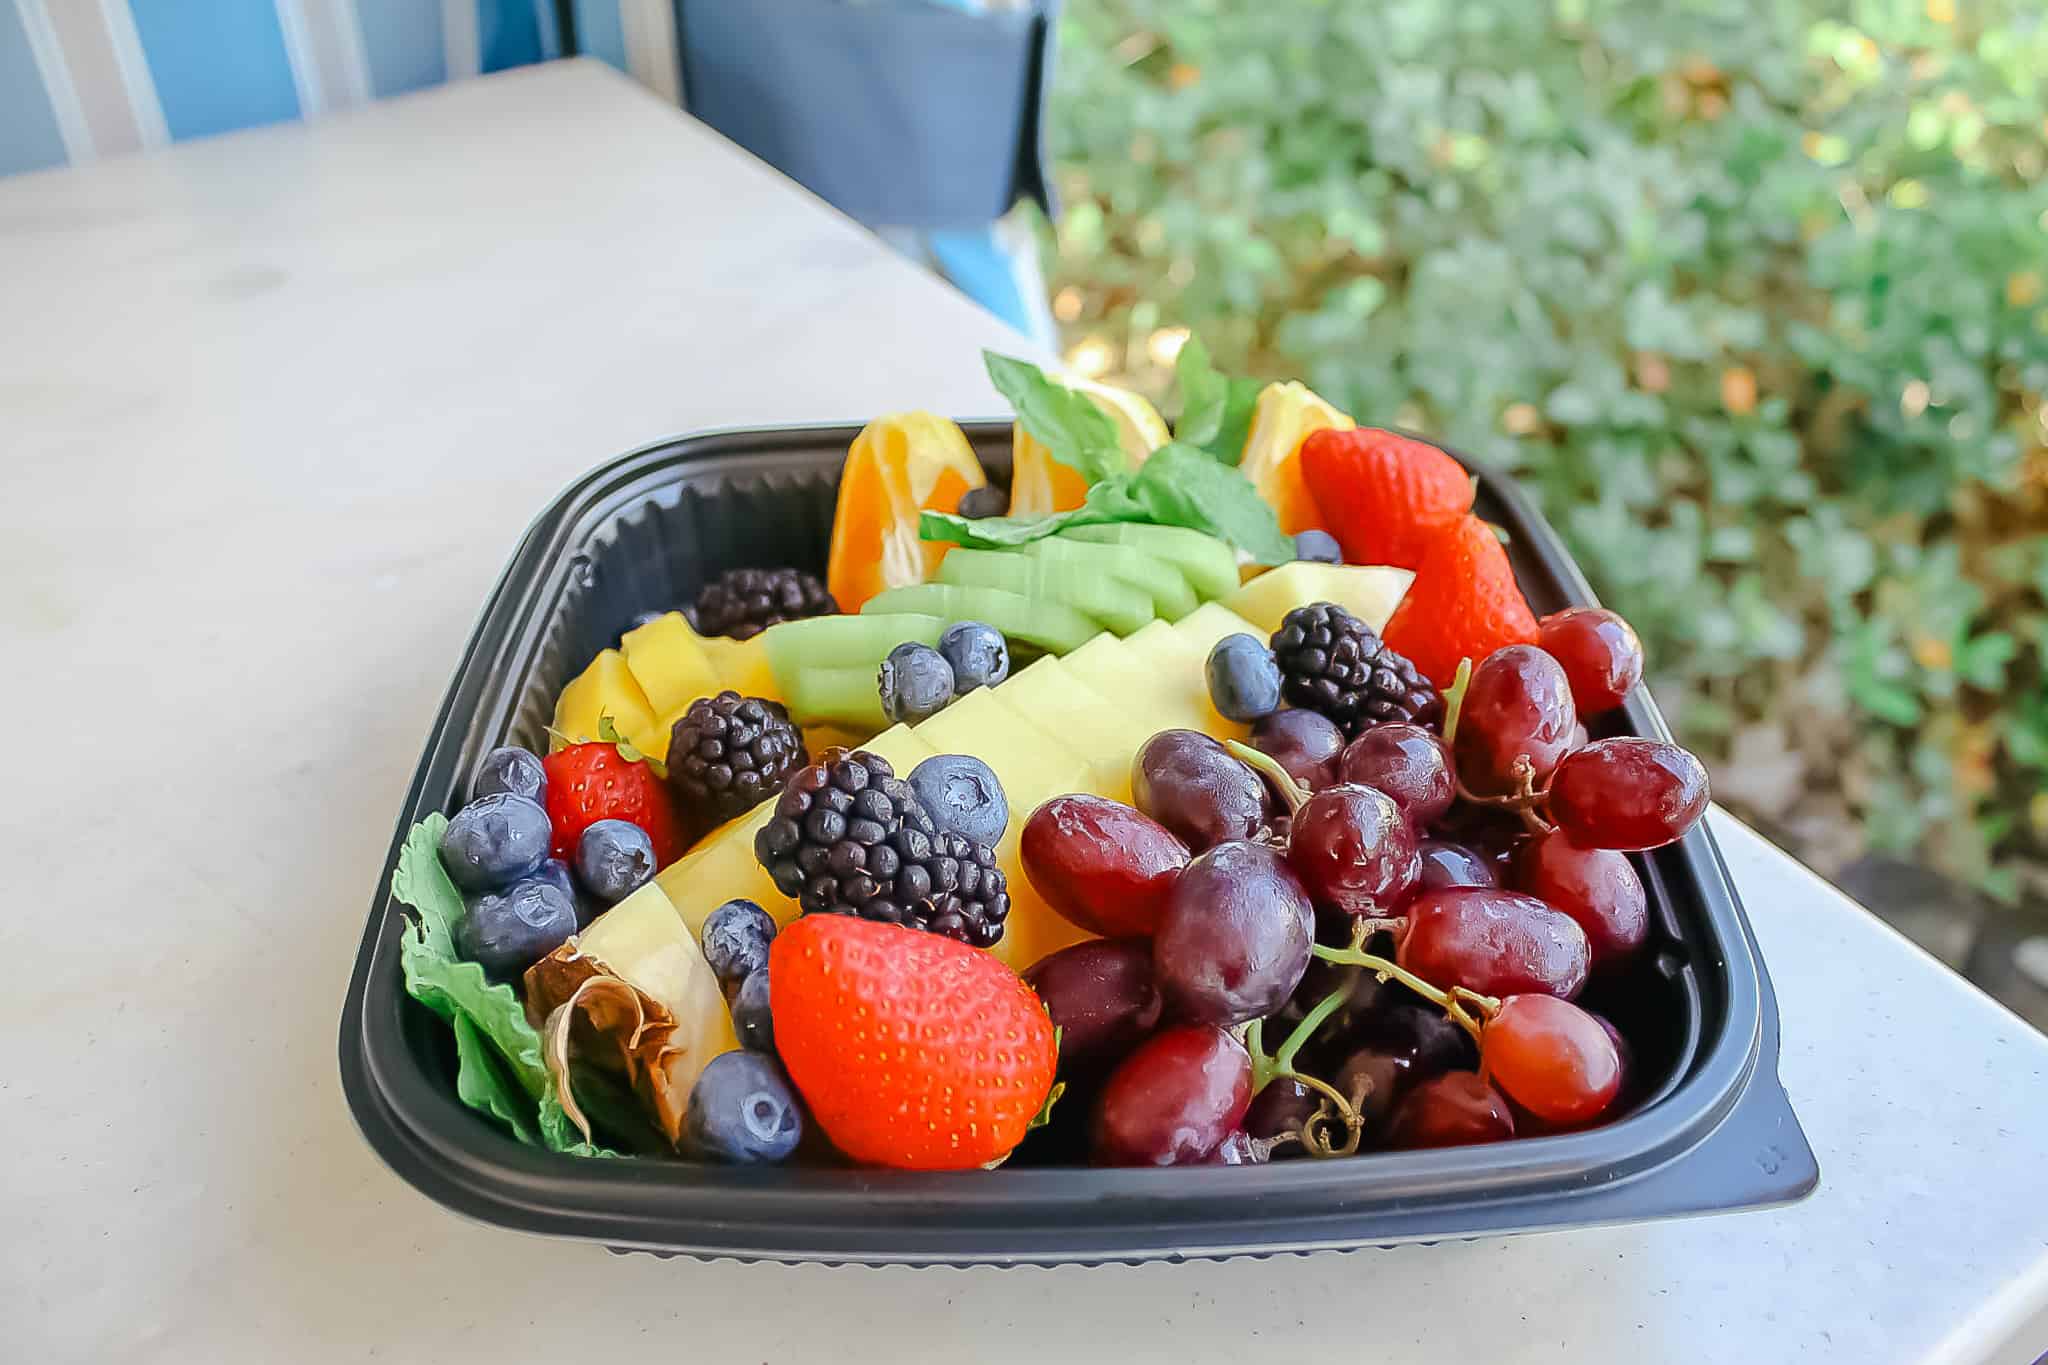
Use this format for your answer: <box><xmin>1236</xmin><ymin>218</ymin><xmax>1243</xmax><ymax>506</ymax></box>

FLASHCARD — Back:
<box><xmin>620</xmin><ymin>612</ymin><xmax>721</xmax><ymax>717</ymax></box>
<box><xmin>698</xmin><ymin>633</ymin><xmax>779</xmax><ymax>701</ymax></box>
<box><xmin>861</xmin><ymin>722</ymin><xmax>940</xmax><ymax>774</ymax></box>
<box><xmin>1225</xmin><ymin>562</ymin><xmax>1414</xmax><ymax>635</ymax></box>
<box><xmin>552</xmin><ymin>648</ymin><xmax>657</xmax><ymax>751</ymax></box>
<box><xmin>1172</xmin><ymin>601</ymin><xmax>1265</xmax><ymax>657</ymax></box>
<box><xmin>995</xmin><ymin>657</ymin><xmax>1147</xmax><ymax>772</ymax></box>
<box><xmin>655</xmin><ymin>801</ymin><xmax>788</xmax><ymax>936</ymax></box>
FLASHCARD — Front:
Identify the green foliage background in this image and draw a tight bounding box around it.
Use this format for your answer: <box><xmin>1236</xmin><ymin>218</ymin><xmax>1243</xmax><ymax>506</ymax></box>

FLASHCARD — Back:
<box><xmin>1037</xmin><ymin>0</ymin><xmax>2048</xmax><ymax>900</ymax></box>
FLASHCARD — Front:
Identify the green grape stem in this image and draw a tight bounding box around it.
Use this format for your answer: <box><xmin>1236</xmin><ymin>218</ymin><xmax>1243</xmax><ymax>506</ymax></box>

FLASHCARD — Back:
<box><xmin>1309</xmin><ymin>942</ymin><xmax>1499</xmax><ymax>1045</ymax></box>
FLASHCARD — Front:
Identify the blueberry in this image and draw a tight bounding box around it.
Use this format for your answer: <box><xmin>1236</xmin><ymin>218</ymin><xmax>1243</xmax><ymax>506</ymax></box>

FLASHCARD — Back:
<box><xmin>439</xmin><ymin>793</ymin><xmax>552</xmax><ymax>892</ymax></box>
<box><xmin>957</xmin><ymin>485</ymin><xmax>1009</xmax><ymax>520</ymax></box>
<box><xmin>908</xmin><ymin>754</ymin><xmax>1008</xmax><ymax>847</ymax></box>
<box><xmin>685</xmin><ymin>1051</ymin><xmax>803</xmax><ymax>1164</ymax></box>
<box><xmin>529</xmin><ymin>857</ymin><xmax>596</xmax><ymax>928</ymax></box>
<box><xmin>1294</xmin><ymin>529</ymin><xmax>1343</xmax><ymax>564</ymax></box>
<box><xmin>1206</xmin><ymin>633</ymin><xmax>1284</xmax><ymax>723</ymax></box>
<box><xmin>878</xmin><ymin>641</ymin><xmax>956</xmax><ymax>723</ymax></box>
<box><xmin>574</xmin><ymin>819</ymin><xmax>655</xmax><ymax>905</ymax></box>
<box><xmin>732</xmin><ymin>968</ymin><xmax>774</xmax><ymax>1053</ymax></box>
<box><xmin>455</xmin><ymin>875</ymin><xmax>579</xmax><ymax>978</ymax></box>
<box><xmin>701</xmin><ymin>899</ymin><xmax>776</xmax><ymax>986</ymax></box>
<box><xmin>937</xmin><ymin>621</ymin><xmax>1009</xmax><ymax>694</ymax></box>
<box><xmin>471</xmin><ymin>745</ymin><xmax>547</xmax><ymax>805</ymax></box>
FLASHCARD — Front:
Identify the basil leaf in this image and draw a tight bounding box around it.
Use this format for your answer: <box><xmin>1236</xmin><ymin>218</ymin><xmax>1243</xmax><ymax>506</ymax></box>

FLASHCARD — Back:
<box><xmin>1126</xmin><ymin>443</ymin><xmax>1295</xmax><ymax>564</ymax></box>
<box><xmin>1173</xmin><ymin>336</ymin><xmax>1262</xmax><ymax>465</ymax></box>
<box><xmin>921</xmin><ymin>507</ymin><xmax>1087</xmax><ymax>549</ymax></box>
<box><xmin>985</xmin><ymin>352</ymin><xmax>1127</xmax><ymax>486</ymax></box>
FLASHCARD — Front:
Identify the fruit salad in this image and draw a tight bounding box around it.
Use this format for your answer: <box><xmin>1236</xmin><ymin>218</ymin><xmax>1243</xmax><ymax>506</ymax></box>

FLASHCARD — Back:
<box><xmin>389</xmin><ymin>342</ymin><xmax>1710</xmax><ymax>1171</ymax></box>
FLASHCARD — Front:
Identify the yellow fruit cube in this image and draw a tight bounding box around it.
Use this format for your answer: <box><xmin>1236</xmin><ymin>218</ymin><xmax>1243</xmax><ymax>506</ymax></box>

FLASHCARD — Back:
<box><xmin>655</xmin><ymin>800</ymin><xmax>790</xmax><ymax>937</ymax></box>
<box><xmin>1225</xmin><ymin>562</ymin><xmax>1414</xmax><ymax>636</ymax></box>
<box><xmin>995</xmin><ymin>657</ymin><xmax>1145</xmax><ymax>769</ymax></box>
<box><xmin>914</xmin><ymin>688</ymin><xmax>1087</xmax><ymax>794</ymax></box>
<box><xmin>860</xmin><ymin>723</ymin><xmax>940</xmax><ymax>774</ymax></box>
<box><xmin>552</xmin><ymin>649</ymin><xmax>657</xmax><ymax>750</ymax></box>
<box><xmin>699</xmin><ymin>633</ymin><xmax>779</xmax><ymax>701</ymax></box>
<box><xmin>620</xmin><ymin>612</ymin><xmax>721</xmax><ymax>717</ymax></box>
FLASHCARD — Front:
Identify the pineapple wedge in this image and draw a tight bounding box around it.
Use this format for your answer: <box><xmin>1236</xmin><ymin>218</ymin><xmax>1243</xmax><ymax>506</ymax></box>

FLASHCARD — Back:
<box><xmin>552</xmin><ymin>648</ymin><xmax>658</xmax><ymax>753</ymax></box>
<box><xmin>620</xmin><ymin>612</ymin><xmax>721</xmax><ymax>717</ymax></box>
<box><xmin>1226</xmin><ymin>562</ymin><xmax>1413</xmax><ymax>636</ymax></box>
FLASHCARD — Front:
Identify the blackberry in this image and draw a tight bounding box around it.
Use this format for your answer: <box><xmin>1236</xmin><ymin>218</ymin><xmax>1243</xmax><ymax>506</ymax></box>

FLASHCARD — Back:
<box><xmin>691</xmin><ymin>567</ymin><xmax>837</xmax><ymax>640</ymax></box>
<box><xmin>754</xmin><ymin>751</ymin><xmax>1010</xmax><ymax>948</ymax></box>
<box><xmin>667</xmin><ymin>690</ymin><xmax>808</xmax><ymax>834</ymax></box>
<box><xmin>1270</xmin><ymin>602</ymin><xmax>1440</xmax><ymax>733</ymax></box>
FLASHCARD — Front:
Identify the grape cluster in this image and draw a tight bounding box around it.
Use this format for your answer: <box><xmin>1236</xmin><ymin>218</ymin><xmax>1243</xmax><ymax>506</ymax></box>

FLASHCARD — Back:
<box><xmin>1018</xmin><ymin>602</ymin><xmax>1712</xmax><ymax>1166</ymax></box>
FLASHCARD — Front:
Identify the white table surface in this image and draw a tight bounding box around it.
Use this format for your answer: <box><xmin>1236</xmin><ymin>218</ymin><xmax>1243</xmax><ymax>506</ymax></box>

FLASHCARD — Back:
<box><xmin>3</xmin><ymin>60</ymin><xmax>2045</xmax><ymax>1365</ymax></box>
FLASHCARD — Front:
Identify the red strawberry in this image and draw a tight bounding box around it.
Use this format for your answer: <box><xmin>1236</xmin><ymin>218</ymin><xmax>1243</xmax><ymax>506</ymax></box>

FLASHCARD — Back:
<box><xmin>1300</xmin><ymin>427</ymin><xmax>1474</xmax><ymax>568</ymax></box>
<box><xmin>542</xmin><ymin>730</ymin><xmax>685</xmax><ymax>867</ymax></box>
<box><xmin>770</xmin><ymin>915</ymin><xmax>1058</xmax><ymax>1170</ymax></box>
<box><xmin>1383</xmin><ymin>513</ymin><xmax>1539</xmax><ymax>689</ymax></box>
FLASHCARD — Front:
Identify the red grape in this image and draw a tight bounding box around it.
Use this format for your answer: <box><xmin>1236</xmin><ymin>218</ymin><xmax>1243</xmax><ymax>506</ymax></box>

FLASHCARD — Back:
<box><xmin>1415</xmin><ymin>837</ymin><xmax>1498</xmax><ymax>891</ymax></box>
<box><xmin>1589</xmin><ymin>1012</ymin><xmax>1633</xmax><ymax>1096</ymax></box>
<box><xmin>1288</xmin><ymin>783</ymin><xmax>1420</xmax><ymax>915</ymax></box>
<box><xmin>1154</xmin><ymin>840</ymin><xmax>1314</xmax><ymax>1024</ymax></box>
<box><xmin>1386</xmin><ymin>1072</ymin><xmax>1515</xmax><ymax>1148</ymax></box>
<box><xmin>1133</xmin><ymin>730</ymin><xmax>1271</xmax><ymax>851</ymax></box>
<box><xmin>1549</xmin><ymin>738</ymin><xmax>1709</xmax><ymax>851</ymax></box>
<box><xmin>1022</xmin><ymin>938</ymin><xmax>1163</xmax><ymax>1076</ymax></box>
<box><xmin>1482</xmin><ymin>994</ymin><xmax>1622</xmax><ymax>1125</ymax></box>
<box><xmin>1512</xmin><ymin>831</ymin><xmax>1648</xmax><ymax>970</ymax></box>
<box><xmin>1452</xmin><ymin>645</ymin><xmax>1577</xmax><ymax>795</ymax></box>
<box><xmin>1398</xmin><ymin>887</ymin><xmax>1591</xmax><ymax>999</ymax></box>
<box><xmin>1538</xmin><ymin>607</ymin><xmax>1644</xmax><ymax>715</ymax></box>
<box><xmin>1339</xmin><ymin>724</ymin><xmax>1454</xmax><ymax>827</ymax></box>
<box><xmin>1251</xmin><ymin>708</ymin><xmax>1345</xmax><ymax>791</ymax></box>
<box><xmin>1091</xmin><ymin>1025</ymin><xmax>1252</xmax><ymax>1165</ymax></box>
<box><xmin>1020</xmin><ymin>795</ymin><xmax>1190</xmax><ymax>937</ymax></box>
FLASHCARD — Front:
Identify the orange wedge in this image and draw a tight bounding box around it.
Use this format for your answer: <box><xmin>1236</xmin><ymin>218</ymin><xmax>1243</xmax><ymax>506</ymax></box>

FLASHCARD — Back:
<box><xmin>826</xmin><ymin>413</ymin><xmax>988</xmax><ymax>613</ymax></box>
<box><xmin>1238</xmin><ymin>381</ymin><xmax>1354</xmax><ymax>535</ymax></box>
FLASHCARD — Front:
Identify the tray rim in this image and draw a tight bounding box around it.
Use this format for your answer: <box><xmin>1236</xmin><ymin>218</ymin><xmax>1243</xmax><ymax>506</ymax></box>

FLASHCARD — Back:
<box><xmin>337</xmin><ymin>420</ymin><xmax>1818</xmax><ymax>1264</ymax></box>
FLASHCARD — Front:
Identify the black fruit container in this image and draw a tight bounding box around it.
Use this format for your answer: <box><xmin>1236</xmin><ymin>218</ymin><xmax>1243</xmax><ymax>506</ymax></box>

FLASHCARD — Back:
<box><xmin>338</xmin><ymin>422</ymin><xmax>1817</xmax><ymax>1263</ymax></box>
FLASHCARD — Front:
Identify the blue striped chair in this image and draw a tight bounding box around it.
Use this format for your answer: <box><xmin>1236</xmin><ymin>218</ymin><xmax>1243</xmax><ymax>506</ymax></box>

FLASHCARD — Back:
<box><xmin>0</xmin><ymin>0</ymin><xmax>1051</xmax><ymax>342</ymax></box>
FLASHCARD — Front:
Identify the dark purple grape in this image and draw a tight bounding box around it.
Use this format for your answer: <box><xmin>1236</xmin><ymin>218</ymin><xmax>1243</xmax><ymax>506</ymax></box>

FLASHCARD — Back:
<box><xmin>1512</xmin><ymin>831</ymin><xmax>1648</xmax><ymax>971</ymax></box>
<box><xmin>1452</xmin><ymin>645</ymin><xmax>1576</xmax><ymax>795</ymax></box>
<box><xmin>1549</xmin><ymin>738</ymin><xmax>1710</xmax><ymax>852</ymax></box>
<box><xmin>1090</xmin><ymin>1025</ymin><xmax>1251</xmax><ymax>1165</ymax></box>
<box><xmin>1023</xmin><ymin>938</ymin><xmax>1163</xmax><ymax>1077</ymax></box>
<box><xmin>1242</xmin><ymin>1076</ymin><xmax>1317</xmax><ymax>1155</ymax></box>
<box><xmin>1250</xmin><ymin>708</ymin><xmax>1345</xmax><ymax>791</ymax></box>
<box><xmin>1132</xmin><ymin>729</ymin><xmax>1270</xmax><ymax>851</ymax></box>
<box><xmin>1339</xmin><ymin>724</ymin><xmax>1454</xmax><ymax>827</ymax></box>
<box><xmin>1354</xmin><ymin>998</ymin><xmax>1479</xmax><ymax>1079</ymax></box>
<box><xmin>1538</xmin><ymin>607</ymin><xmax>1644</xmax><ymax>715</ymax></box>
<box><xmin>1287</xmin><ymin>783</ymin><xmax>1420</xmax><ymax>915</ymax></box>
<box><xmin>1331</xmin><ymin>1045</ymin><xmax>1410</xmax><ymax>1132</ymax></box>
<box><xmin>1398</xmin><ymin>887</ymin><xmax>1591</xmax><ymax>1000</ymax></box>
<box><xmin>1414</xmin><ymin>837</ymin><xmax>1497</xmax><ymax>892</ymax></box>
<box><xmin>1153</xmin><ymin>840</ymin><xmax>1313</xmax><ymax>1025</ymax></box>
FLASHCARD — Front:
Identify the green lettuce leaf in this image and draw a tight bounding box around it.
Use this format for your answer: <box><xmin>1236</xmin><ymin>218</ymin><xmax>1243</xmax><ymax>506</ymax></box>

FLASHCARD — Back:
<box><xmin>985</xmin><ymin>351</ymin><xmax>1127</xmax><ymax>486</ymax></box>
<box><xmin>392</xmin><ymin>817</ymin><xmax>615</xmax><ymax>1156</ymax></box>
<box><xmin>451</xmin><ymin>1012</ymin><xmax>541</xmax><ymax>1145</ymax></box>
<box><xmin>1173</xmin><ymin>337</ymin><xmax>1263</xmax><ymax>465</ymax></box>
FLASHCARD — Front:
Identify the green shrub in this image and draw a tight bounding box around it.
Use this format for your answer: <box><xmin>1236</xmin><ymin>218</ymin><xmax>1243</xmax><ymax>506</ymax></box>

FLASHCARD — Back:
<box><xmin>1040</xmin><ymin>0</ymin><xmax>2048</xmax><ymax>899</ymax></box>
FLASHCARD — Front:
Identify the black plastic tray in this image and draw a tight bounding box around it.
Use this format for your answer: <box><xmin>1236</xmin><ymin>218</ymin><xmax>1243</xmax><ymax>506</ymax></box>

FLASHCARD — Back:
<box><xmin>338</xmin><ymin>422</ymin><xmax>1817</xmax><ymax>1263</ymax></box>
